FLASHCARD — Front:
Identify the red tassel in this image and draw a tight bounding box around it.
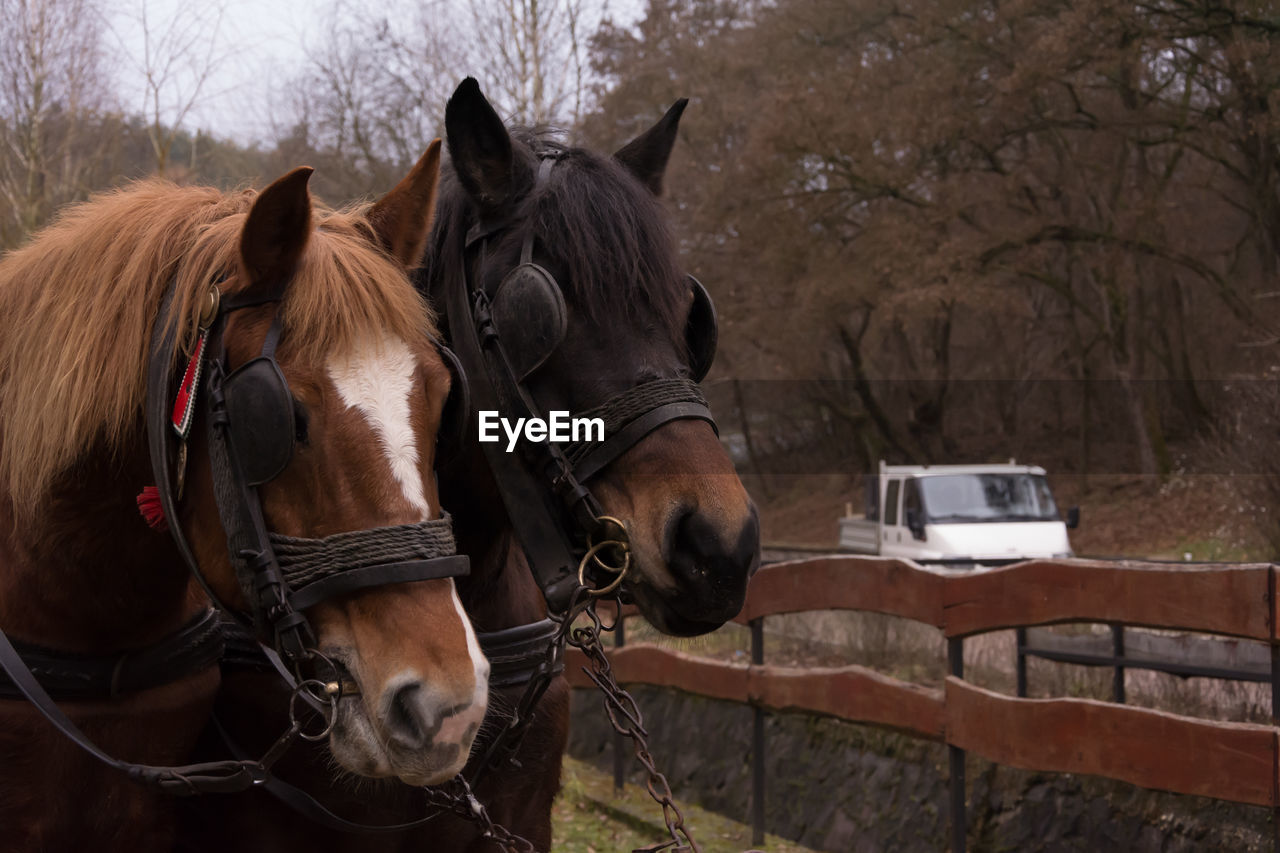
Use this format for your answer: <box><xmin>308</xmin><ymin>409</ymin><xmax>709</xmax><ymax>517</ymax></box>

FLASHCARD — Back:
<box><xmin>136</xmin><ymin>485</ymin><xmax>168</xmax><ymax>531</ymax></box>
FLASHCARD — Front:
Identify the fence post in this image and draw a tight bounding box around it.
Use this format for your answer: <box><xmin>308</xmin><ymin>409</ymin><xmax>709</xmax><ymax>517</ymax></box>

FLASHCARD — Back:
<box><xmin>1271</xmin><ymin>566</ymin><xmax>1278</xmax><ymax>853</ymax></box>
<box><xmin>1015</xmin><ymin>627</ymin><xmax>1027</xmax><ymax>698</ymax></box>
<box><xmin>948</xmin><ymin>636</ymin><xmax>966</xmax><ymax>853</ymax></box>
<box><xmin>1112</xmin><ymin>624</ymin><xmax>1126</xmax><ymax>704</ymax></box>
<box><xmin>1271</xmin><ymin>637</ymin><xmax>1279</xmax><ymax>853</ymax></box>
<box><xmin>613</xmin><ymin>615</ymin><xmax>626</xmax><ymax>793</ymax></box>
<box><xmin>751</xmin><ymin>617</ymin><xmax>765</xmax><ymax>846</ymax></box>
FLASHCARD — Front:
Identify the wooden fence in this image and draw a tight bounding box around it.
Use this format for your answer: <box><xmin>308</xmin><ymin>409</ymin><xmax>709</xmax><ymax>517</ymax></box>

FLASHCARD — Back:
<box><xmin>563</xmin><ymin>556</ymin><xmax>1280</xmax><ymax>851</ymax></box>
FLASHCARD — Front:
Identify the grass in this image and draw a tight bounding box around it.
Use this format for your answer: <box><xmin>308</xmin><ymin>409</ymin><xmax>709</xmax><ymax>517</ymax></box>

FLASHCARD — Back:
<box><xmin>552</xmin><ymin>756</ymin><xmax>819</xmax><ymax>852</ymax></box>
<box><xmin>1162</xmin><ymin>536</ymin><xmax>1265</xmax><ymax>562</ymax></box>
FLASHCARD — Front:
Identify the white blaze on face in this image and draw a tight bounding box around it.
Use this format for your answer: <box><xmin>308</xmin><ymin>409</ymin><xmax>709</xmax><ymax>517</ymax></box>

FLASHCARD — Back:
<box><xmin>439</xmin><ymin>582</ymin><xmax>490</xmax><ymax>742</ymax></box>
<box><xmin>327</xmin><ymin>333</ymin><xmax>432</xmax><ymax>517</ymax></box>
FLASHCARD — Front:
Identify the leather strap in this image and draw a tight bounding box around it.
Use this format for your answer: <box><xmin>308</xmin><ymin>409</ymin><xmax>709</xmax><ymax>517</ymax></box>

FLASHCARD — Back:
<box><xmin>0</xmin><ymin>609</ymin><xmax>223</xmax><ymax>701</ymax></box>
<box><xmin>570</xmin><ymin>402</ymin><xmax>717</xmax><ymax>484</ymax></box>
<box><xmin>478</xmin><ymin>618</ymin><xmax>562</xmax><ymax>689</ymax></box>
<box><xmin>204</xmin><ymin>320</ymin><xmax>314</xmax><ymax>663</ymax></box>
<box><xmin>444</xmin><ymin>268</ymin><xmax>584</xmax><ymax>610</ymax></box>
<box><xmin>146</xmin><ymin>286</ymin><xmax>250</xmax><ymax>632</ymax></box>
<box><xmin>212</xmin><ymin>715</ymin><xmax>448</xmax><ymax>834</ymax></box>
<box><xmin>0</xmin><ymin>625</ymin><xmax>267</xmax><ymax>795</ymax></box>
<box><xmin>287</xmin><ymin>556</ymin><xmax>470</xmax><ymax>612</ymax></box>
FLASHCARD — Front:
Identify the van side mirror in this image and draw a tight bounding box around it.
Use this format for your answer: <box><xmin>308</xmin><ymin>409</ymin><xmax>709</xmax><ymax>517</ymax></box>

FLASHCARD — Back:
<box><xmin>905</xmin><ymin>508</ymin><xmax>926</xmax><ymax>541</ymax></box>
<box><xmin>1066</xmin><ymin>506</ymin><xmax>1080</xmax><ymax>529</ymax></box>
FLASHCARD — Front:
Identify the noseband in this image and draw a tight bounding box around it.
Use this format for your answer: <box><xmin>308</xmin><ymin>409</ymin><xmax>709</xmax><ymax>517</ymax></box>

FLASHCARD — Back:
<box><xmin>443</xmin><ymin>155</ymin><xmax>720</xmax><ymax>611</ymax></box>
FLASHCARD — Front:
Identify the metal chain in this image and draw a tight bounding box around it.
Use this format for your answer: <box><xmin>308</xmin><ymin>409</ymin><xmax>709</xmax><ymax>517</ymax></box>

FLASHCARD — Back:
<box><xmin>457</xmin><ymin>584</ymin><xmax>702</xmax><ymax>853</ymax></box>
<box><xmin>441</xmin><ymin>518</ymin><xmax>703</xmax><ymax>853</ymax></box>
<box><xmin>416</xmin><ymin>598</ymin><xmax>594</xmax><ymax>852</ymax></box>
<box><xmin>471</xmin><ymin>531</ymin><xmax>630</xmax><ymax>777</ymax></box>
<box><xmin>421</xmin><ymin>776</ymin><xmax>538</xmax><ymax>853</ymax></box>
<box><xmin>469</xmin><ymin>599</ymin><xmax>583</xmax><ymax>778</ymax></box>
<box><xmin>565</xmin><ymin>593</ymin><xmax>701</xmax><ymax>853</ymax></box>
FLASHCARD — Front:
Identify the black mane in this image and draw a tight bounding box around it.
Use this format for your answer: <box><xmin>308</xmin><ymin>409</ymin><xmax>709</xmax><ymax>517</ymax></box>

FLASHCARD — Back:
<box><xmin>427</xmin><ymin>129</ymin><xmax>687</xmax><ymax>343</ymax></box>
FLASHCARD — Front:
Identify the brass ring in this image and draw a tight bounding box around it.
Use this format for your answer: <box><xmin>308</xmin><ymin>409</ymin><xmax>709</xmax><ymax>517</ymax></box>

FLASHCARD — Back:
<box><xmin>290</xmin><ymin>678</ymin><xmax>338</xmax><ymax>741</ymax></box>
<box><xmin>589</xmin><ymin>515</ymin><xmax>629</xmax><ymax>549</ymax></box>
<box><xmin>578</xmin><ymin>539</ymin><xmax>631</xmax><ymax>597</ymax></box>
<box><xmin>587</xmin><ymin>515</ymin><xmax>630</xmax><ymax>573</ymax></box>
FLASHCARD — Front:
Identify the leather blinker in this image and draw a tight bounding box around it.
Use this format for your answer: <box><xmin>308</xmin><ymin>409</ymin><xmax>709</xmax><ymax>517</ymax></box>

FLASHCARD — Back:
<box><xmin>489</xmin><ymin>260</ymin><xmax>567</xmax><ymax>381</ymax></box>
<box><xmin>221</xmin><ymin>356</ymin><xmax>296</xmax><ymax>487</ymax></box>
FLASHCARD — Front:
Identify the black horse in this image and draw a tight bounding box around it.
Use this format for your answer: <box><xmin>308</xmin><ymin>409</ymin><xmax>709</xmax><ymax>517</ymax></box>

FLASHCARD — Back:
<box><xmin>179</xmin><ymin>77</ymin><xmax>759</xmax><ymax>852</ymax></box>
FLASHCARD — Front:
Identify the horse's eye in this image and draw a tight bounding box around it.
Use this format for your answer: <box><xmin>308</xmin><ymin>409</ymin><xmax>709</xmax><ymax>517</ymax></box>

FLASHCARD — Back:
<box><xmin>293</xmin><ymin>399</ymin><xmax>310</xmax><ymax>445</ymax></box>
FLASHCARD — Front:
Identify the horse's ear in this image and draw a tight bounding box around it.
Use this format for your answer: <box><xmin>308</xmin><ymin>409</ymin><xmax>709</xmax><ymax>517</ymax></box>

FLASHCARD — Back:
<box><xmin>368</xmin><ymin>139</ymin><xmax>442</xmax><ymax>267</ymax></box>
<box><xmin>613</xmin><ymin>98</ymin><xmax>688</xmax><ymax>197</ymax></box>
<box><xmin>241</xmin><ymin>167</ymin><xmax>313</xmax><ymax>286</ymax></box>
<box><xmin>445</xmin><ymin>77</ymin><xmax>515</xmax><ymax>213</ymax></box>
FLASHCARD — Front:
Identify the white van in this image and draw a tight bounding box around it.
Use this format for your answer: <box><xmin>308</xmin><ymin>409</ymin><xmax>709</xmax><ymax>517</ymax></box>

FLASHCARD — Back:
<box><xmin>838</xmin><ymin>461</ymin><xmax>1078</xmax><ymax>567</ymax></box>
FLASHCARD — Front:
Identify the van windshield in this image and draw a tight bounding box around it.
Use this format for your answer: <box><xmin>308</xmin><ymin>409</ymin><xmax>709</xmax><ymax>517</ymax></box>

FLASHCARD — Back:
<box><xmin>918</xmin><ymin>474</ymin><xmax>1059</xmax><ymax>523</ymax></box>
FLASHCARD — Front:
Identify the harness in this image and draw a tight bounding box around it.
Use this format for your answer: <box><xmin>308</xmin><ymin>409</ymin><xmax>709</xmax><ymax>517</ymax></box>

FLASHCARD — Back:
<box><xmin>0</xmin><ymin>274</ymin><xmax>472</xmax><ymax>795</ymax></box>
<box><xmin>438</xmin><ymin>154</ymin><xmax>722</xmax><ymax>782</ymax></box>
<box><xmin>0</xmin><ymin>609</ymin><xmax>224</xmax><ymax>701</ymax></box>
<box><xmin>206</xmin><ymin>153</ymin><xmax>726</xmax><ymax>832</ymax></box>
<box><xmin>446</xmin><ymin>155</ymin><xmax>720</xmax><ymax>612</ymax></box>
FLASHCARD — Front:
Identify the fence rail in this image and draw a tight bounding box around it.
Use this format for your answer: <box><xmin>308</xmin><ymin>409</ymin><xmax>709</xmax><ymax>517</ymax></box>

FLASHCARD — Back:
<box><xmin>563</xmin><ymin>555</ymin><xmax>1280</xmax><ymax>850</ymax></box>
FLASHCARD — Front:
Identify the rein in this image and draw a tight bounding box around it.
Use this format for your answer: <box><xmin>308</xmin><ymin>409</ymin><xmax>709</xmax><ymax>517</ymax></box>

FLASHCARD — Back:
<box><xmin>0</xmin><ymin>623</ymin><xmax>288</xmax><ymax>795</ymax></box>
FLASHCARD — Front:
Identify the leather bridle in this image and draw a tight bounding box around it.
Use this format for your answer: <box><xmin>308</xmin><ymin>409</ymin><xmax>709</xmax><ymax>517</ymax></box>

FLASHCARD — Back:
<box><xmin>0</xmin><ymin>274</ymin><xmax>472</xmax><ymax>795</ymax></box>
<box><xmin>169</xmin><ymin>152</ymin><xmax>724</xmax><ymax>830</ymax></box>
<box><xmin>153</xmin><ymin>281</ymin><xmax>470</xmax><ymax>667</ymax></box>
<box><xmin>442</xmin><ymin>154</ymin><xmax>720</xmax><ymax>613</ymax></box>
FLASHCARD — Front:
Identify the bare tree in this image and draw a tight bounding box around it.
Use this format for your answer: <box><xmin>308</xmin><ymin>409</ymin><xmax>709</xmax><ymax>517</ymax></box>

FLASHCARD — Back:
<box><xmin>465</xmin><ymin>0</ymin><xmax>595</xmax><ymax>126</ymax></box>
<box><xmin>273</xmin><ymin>0</ymin><xmax>606</xmax><ymax>203</ymax></box>
<box><xmin>0</xmin><ymin>0</ymin><xmax>109</xmax><ymax>244</ymax></box>
<box><xmin>277</xmin><ymin>0</ymin><xmax>462</xmax><ymax>200</ymax></box>
<box><xmin>115</xmin><ymin>0</ymin><xmax>229</xmax><ymax>176</ymax></box>
<box><xmin>583</xmin><ymin>0</ymin><xmax>1280</xmax><ymax>483</ymax></box>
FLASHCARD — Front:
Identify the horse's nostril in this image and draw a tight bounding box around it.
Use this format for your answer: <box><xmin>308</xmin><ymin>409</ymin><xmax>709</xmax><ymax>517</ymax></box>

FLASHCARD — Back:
<box><xmin>671</xmin><ymin>509</ymin><xmax>760</xmax><ymax>577</ymax></box>
<box><xmin>671</xmin><ymin>510</ymin><xmax>720</xmax><ymax>569</ymax></box>
<box><xmin>386</xmin><ymin>683</ymin><xmax>432</xmax><ymax>749</ymax></box>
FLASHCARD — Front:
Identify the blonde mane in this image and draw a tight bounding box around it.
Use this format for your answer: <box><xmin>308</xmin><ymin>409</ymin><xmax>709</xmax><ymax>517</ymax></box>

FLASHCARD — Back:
<box><xmin>0</xmin><ymin>178</ymin><xmax>437</xmax><ymax>503</ymax></box>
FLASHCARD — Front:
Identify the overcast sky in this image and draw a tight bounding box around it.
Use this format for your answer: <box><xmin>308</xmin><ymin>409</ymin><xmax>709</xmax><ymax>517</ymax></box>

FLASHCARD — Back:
<box><xmin>104</xmin><ymin>0</ymin><xmax>642</xmax><ymax>146</ymax></box>
<box><xmin>105</xmin><ymin>0</ymin><xmax>325</xmax><ymax>144</ymax></box>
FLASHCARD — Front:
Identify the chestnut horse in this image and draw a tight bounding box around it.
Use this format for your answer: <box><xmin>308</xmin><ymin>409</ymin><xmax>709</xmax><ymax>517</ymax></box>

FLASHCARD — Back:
<box><xmin>183</xmin><ymin>78</ymin><xmax>759</xmax><ymax>852</ymax></box>
<box><xmin>0</xmin><ymin>144</ymin><xmax>487</xmax><ymax>852</ymax></box>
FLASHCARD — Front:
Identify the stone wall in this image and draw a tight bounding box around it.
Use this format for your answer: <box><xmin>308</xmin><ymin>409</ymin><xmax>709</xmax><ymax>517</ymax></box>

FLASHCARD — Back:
<box><xmin>568</xmin><ymin>687</ymin><xmax>1272</xmax><ymax>851</ymax></box>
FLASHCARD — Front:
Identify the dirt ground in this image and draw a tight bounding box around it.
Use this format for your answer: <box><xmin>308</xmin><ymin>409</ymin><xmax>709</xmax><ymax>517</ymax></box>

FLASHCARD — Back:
<box><xmin>743</xmin><ymin>470</ymin><xmax>1274</xmax><ymax>561</ymax></box>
